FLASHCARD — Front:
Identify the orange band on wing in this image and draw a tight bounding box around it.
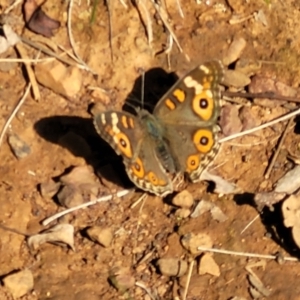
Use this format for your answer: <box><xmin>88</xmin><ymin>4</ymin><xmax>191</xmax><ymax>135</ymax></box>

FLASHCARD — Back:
<box><xmin>173</xmin><ymin>89</ymin><xmax>185</xmax><ymax>102</ymax></box>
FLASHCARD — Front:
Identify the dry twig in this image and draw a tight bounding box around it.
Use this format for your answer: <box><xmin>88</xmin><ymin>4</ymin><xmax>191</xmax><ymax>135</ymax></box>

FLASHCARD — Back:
<box><xmin>182</xmin><ymin>259</ymin><xmax>195</xmax><ymax>300</ymax></box>
<box><xmin>220</xmin><ymin>107</ymin><xmax>300</xmax><ymax>143</ymax></box>
<box><xmin>15</xmin><ymin>43</ymin><xmax>40</xmax><ymax>100</ymax></box>
<box><xmin>42</xmin><ymin>189</ymin><xmax>132</xmax><ymax>226</ymax></box>
<box><xmin>0</xmin><ymin>83</ymin><xmax>31</xmax><ymax>149</ymax></box>
<box><xmin>197</xmin><ymin>246</ymin><xmax>298</xmax><ymax>262</ymax></box>
<box><xmin>150</xmin><ymin>0</ymin><xmax>183</xmax><ymax>53</ymax></box>
<box><xmin>264</xmin><ymin>118</ymin><xmax>294</xmax><ymax>179</ymax></box>
<box><xmin>67</xmin><ymin>0</ymin><xmax>97</xmax><ymax>74</ymax></box>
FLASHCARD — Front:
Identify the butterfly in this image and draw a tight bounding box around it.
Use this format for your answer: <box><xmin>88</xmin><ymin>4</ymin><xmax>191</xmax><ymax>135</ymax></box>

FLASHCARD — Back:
<box><xmin>94</xmin><ymin>60</ymin><xmax>224</xmax><ymax>196</ymax></box>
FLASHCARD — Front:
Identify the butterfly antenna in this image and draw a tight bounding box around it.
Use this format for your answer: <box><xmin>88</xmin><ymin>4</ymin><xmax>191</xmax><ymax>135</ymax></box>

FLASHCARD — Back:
<box><xmin>141</xmin><ymin>69</ymin><xmax>145</xmax><ymax>109</ymax></box>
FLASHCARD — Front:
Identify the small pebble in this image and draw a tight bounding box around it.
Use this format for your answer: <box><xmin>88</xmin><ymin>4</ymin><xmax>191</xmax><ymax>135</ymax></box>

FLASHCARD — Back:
<box><xmin>175</xmin><ymin>208</ymin><xmax>191</xmax><ymax>219</ymax></box>
<box><xmin>181</xmin><ymin>233</ymin><xmax>213</xmax><ymax>255</ymax></box>
<box><xmin>157</xmin><ymin>258</ymin><xmax>188</xmax><ymax>277</ymax></box>
<box><xmin>57</xmin><ymin>184</ymin><xmax>84</xmax><ymax>208</ymax></box>
<box><xmin>222</xmin><ymin>69</ymin><xmax>251</xmax><ymax>88</ymax></box>
<box><xmin>222</xmin><ymin>37</ymin><xmax>246</xmax><ymax>66</ymax></box>
<box><xmin>172</xmin><ymin>190</ymin><xmax>194</xmax><ymax>208</ymax></box>
<box><xmin>8</xmin><ymin>134</ymin><xmax>31</xmax><ymax>159</ymax></box>
<box><xmin>275</xmin><ymin>165</ymin><xmax>300</xmax><ymax>194</ymax></box>
<box><xmin>40</xmin><ymin>179</ymin><xmax>61</xmax><ymax>198</ymax></box>
<box><xmin>3</xmin><ymin>269</ymin><xmax>34</xmax><ymax>298</ymax></box>
<box><xmin>198</xmin><ymin>253</ymin><xmax>220</xmax><ymax>276</ymax></box>
<box><xmin>220</xmin><ymin>105</ymin><xmax>242</xmax><ymax>136</ymax></box>
<box><xmin>190</xmin><ymin>200</ymin><xmax>214</xmax><ymax>218</ymax></box>
<box><xmin>86</xmin><ymin>226</ymin><xmax>113</xmax><ymax>248</ymax></box>
<box><xmin>109</xmin><ymin>267</ymin><xmax>135</xmax><ymax>292</ymax></box>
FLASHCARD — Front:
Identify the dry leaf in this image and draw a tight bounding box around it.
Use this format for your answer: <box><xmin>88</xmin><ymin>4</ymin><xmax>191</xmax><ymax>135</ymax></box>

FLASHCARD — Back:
<box><xmin>27</xmin><ymin>224</ymin><xmax>75</xmax><ymax>250</ymax></box>
<box><xmin>24</xmin><ymin>0</ymin><xmax>60</xmax><ymax>37</ymax></box>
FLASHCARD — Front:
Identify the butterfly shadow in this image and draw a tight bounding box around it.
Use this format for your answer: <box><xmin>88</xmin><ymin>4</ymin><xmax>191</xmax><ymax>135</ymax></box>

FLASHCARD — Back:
<box><xmin>122</xmin><ymin>67</ymin><xmax>179</xmax><ymax>114</ymax></box>
<box><xmin>34</xmin><ymin>115</ymin><xmax>132</xmax><ymax>189</ymax></box>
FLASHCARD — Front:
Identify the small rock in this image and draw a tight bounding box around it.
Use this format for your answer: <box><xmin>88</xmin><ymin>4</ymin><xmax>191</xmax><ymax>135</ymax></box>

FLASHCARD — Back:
<box><xmin>90</xmin><ymin>88</ymin><xmax>111</xmax><ymax>105</ymax></box>
<box><xmin>235</xmin><ymin>58</ymin><xmax>262</xmax><ymax>76</ymax></box>
<box><xmin>86</xmin><ymin>226</ymin><xmax>113</xmax><ymax>247</ymax></box>
<box><xmin>239</xmin><ymin>106</ymin><xmax>258</xmax><ymax>131</ymax></box>
<box><xmin>198</xmin><ymin>253</ymin><xmax>220</xmax><ymax>277</ymax></box>
<box><xmin>190</xmin><ymin>200</ymin><xmax>213</xmax><ymax>218</ymax></box>
<box><xmin>222</xmin><ymin>37</ymin><xmax>246</xmax><ymax>66</ymax></box>
<box><xmin>157</xmin><ymin>258</ymin><xmax>188</xmax><ymax>277</ymax></box>
<box><xmin>210</xmin><ymin>206</ymin><xmax>228</xmax><ymax>223</ymax></box>
<box><xmin>3</xmin><ymin>269</ymin><xmax>34</xmax><ymax>298</ymax></box>
<box><xmin>8</xmin><ymin>134</ymin><xmax>31</xmax><ymax>159</ymax></box>
<box><xmin>172</xmin><ymin>190</ymin><xmax>194</xmax><ymax>208</ymax></box>
<box><xmin>282</xmin><ymin>195</ymin><xmax>300</xmax><ymax>228</ymax></box>
<box><xmin>27</xmin><ymin>224</ymin><xmax>75</xmax><ymax>251</ymax></box>
<box><xmin>249</xmin><ymin>75</ymin><xmax>297</xmax><ymax>107</ymax></box>
<box><xmin>220</xmin><ymin>105</ymin><xmax>242</xmax><ymax>136</ymax></box>
<box><xmin>40</xmin><ymin>179</ymin><xmax>61</xmax><ymax>198</ymax></box>
<box><xmin>222</xmin><ymin>69</ymin><xmax>251</xmax><ymax>88</ymax></box>
<box><xmin>60</xmin><ymin>165</ymin><xmax>97</xmax><ymax>186</ymax></box>
<box><xmin>35</xmin><ymin>60</ymin><xmax>82</xmax><ymax>98</ymax></box>
<box><xmin>175</xmin><ymin>208</ymin><xmax>191</xmax><ymax>219</ymax></box>
<box><xmin>254</xmin><ymin>192</ymin><xmax>285</xmax><ymax>211</ymax></box>
<box><xmin>109</xmin><ymin>267</ymin><xmax>135</xmax><ymax>292</ymax></box>
<box><xmin>57</xmin><ymin>184</ymin><xmax>84</xmax><ymax>208</ymax></box>
<box><xmin>181</xmin><ymin>233</ymin><xmax>213</xmax><ymax>255</ymax></box>
<box><xmin>275</xmin><ymin>165</ymin><xmax>300</xmax><ymax>194</ymax></box>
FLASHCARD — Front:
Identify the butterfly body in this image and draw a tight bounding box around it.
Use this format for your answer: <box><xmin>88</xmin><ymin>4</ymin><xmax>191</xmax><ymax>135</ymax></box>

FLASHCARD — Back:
<box><xmin>94</xmin><ymin>60</ymin><xmax>224</xmax><ymax>196</ymax></box>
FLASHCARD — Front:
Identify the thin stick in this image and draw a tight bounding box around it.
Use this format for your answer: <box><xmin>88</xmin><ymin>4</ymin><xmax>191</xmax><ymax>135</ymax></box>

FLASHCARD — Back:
<box><xmin>223</xmin><ymin>91</ymin><xmax>300</xmax><ymax>104</ymax></box>
<box><xmin>0</xmin><ymin>83</ymin><xmax>31</xmax><ymax>148</ymax></box>
<box><xmin>197</xmin><ymin>246</ymin><xmax>298</xmax><ymax>262</ymax></box>
<box><xmin>0</xmin><ymin>58</ymin><xmax>54</xmax><ymax>63</ymax></box>
<box><xmin>107</xmin><ymin>0</ymin><xmax>114</xmax><ymax>62</ymax></box>
<box><xmin>264</xmin><ymin>118</ymin><xmax>293</xmax><ymax>179</ymax></box>
<box><xmin>175</xmin><ymin>0</ymin><xmax>184</xmax><ymax>18</ymax></box>
<box><xmin>67</xmin><ymin>0</ymin><xmax>97</xmax><ymax>74</ymax></box>
<box><xmin>135</xmin><ymin>281</ymin><xmax>157</xmax><ymax>300</ymax></box>
<box><xmin>15</xmin><ymin>43</ymin><xmax>40</xmax><ymax>101</ymax></box>
<box><xmin>118</xmin><ymin>0</ymin><xmax>128</xmax><ymax>8</ymax></box>
<box><xmin>150</xmin><ymin>0</ymin><xmax>183</xmax><ymax>53</ymax></box>
<box><xmin>4</xmin><ymin>0</ymin><xmax>22</xmax><ymax>13</ymax></box>
<box><xmin>42</xmin><ymin>189</ymin><xmax>132</xmax><ymax>226</ymax></box>
<box><xmin>240</xmin><ymin>214</ymin><xmax>260</xmax><ymax>234</ymax></box>
<box><xmin>20</xmin><ymin>36</ymin><xmax>83</xmax><ymax>68</ymax></box>
<box><xmin>136</xmin><ymin>0</ymin><xmax>153</xmax><ymax>45</ymax></box>
<box><xmin>130</xmin><ymin>192</ymin><xmax>148</xmax><ymax>209</ymax></box>
<box><xmin>182</xmin><ymin>260</ymin><xmax>195</xmax><ymax>300</ymax></box>
<box><xmin>219</xmin><ymin>107</ymin><xmax>300</xmax><ymax>143</ymax></box>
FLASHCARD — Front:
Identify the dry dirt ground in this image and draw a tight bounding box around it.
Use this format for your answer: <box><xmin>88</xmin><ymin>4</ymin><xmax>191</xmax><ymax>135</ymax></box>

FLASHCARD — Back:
<box><xmin>2</xmin><ymin>0</ymin><xmax>300</xmax><ymax>299</ymax></box>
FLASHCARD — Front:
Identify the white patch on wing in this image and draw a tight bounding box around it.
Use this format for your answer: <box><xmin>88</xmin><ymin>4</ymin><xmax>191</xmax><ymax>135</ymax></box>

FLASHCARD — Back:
<box><xmin>111</xmin><ymin>113</ymin><xmax>120</xmax><ymax>134</ymax></box>
<box><xmin>183</xmin><ymin>76</ymin><xmax>203</xmax><ymax>94</ymax></box>
<box><xmin>199</xmin><ymin>64</ymin><xmax>210</xmax><ymax>74</ymax></box>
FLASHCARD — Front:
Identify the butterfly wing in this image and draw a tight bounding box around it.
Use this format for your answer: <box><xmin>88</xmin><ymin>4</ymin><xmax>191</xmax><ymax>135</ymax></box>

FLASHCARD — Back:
<box><xmin>94</xmin><ymin>111</ymin><xmax>173</xmax><ymax>196</ymax></box>
<box><xmin>153</xmin><ymin>60</ymin><xmax>224</xmax><ymax>181</ymax></box>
